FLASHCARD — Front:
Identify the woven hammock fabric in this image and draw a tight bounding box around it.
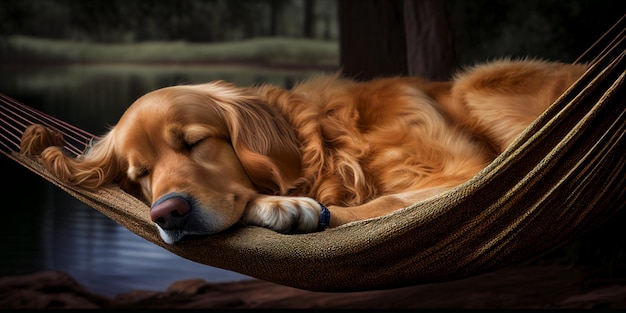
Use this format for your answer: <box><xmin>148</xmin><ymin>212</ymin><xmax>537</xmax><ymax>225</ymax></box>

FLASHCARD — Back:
<box><xmin>1</xmin><ymin>18</ymin><xmax>624</xmax><ymax>292</ymax></box>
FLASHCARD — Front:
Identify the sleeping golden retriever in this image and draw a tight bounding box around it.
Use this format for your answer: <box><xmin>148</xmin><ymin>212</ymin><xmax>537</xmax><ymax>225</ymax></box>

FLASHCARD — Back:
<box><xmin>20</xmin><ymin>59</ymin><xmax>586</xmax><ymax>244</ymax></box>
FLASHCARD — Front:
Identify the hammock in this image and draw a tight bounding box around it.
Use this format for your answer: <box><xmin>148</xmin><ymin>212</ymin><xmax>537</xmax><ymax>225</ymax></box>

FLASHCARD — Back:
<box><xmin>1</xmin><ymin>16</ymin><xmax>624</xmax><ymax>292</ymax></box>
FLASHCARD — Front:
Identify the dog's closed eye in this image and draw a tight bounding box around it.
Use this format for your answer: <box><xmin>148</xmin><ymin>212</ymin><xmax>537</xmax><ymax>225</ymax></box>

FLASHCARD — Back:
<box><xmin>183</xmin><ymin>137</ymin><xmax>207</xmax><ymax>151</ymax></box>
<box><xmin>167</xmin><ymin>124</ymin><xmax>215</xmax><ymax>152</ymax></box>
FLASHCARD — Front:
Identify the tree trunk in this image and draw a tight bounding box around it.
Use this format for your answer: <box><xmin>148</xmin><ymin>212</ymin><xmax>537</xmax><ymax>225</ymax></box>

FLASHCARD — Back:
<box><xmin>338</xmin><ymin>0</ymin><xmax>408</xmax><ymax>81</ymax></box>
<box><xmin>403</xmin><ymin>0</ymin><xmax>454</xmax><ymax>81</ymax></box>
<box><xmin>303</xmin><ymin>0</ymin><xmax>314</xmax><ymax>38</ymax></box>
<box><xmin>338</xmin><ymin>0</ymin><xmax>454</xmax><ymax>81</ymax></box>
<box><xmin>269</xmin><ymin>0</ymin><xmax>279</xmax><ymax>36</ymax></box>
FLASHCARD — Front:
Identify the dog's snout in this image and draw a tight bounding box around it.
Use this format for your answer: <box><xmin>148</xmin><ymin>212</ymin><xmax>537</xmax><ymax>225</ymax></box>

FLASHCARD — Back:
<box><xmin>150</xmin><ymin>195</ymin><xmax>191</xmax><ymax>230</ymax></box>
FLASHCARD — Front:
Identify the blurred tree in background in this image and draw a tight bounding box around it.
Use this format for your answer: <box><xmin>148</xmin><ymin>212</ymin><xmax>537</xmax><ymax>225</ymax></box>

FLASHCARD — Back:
<box><xmin>449</xmin><ymin>0</ymin><xmax>625</xmax><ymax>65</ymax></box>
<box><xmin>2</xmin><ymin>0</ymin><xmax>622</xmax><ymax>53</ymax></box>
<box><xmin>339</xmin><ymin>0</ymin><xmax>624</xmax><ymax>80</ymax></box>
<box><xmin>0</xmin><ymin>0</ymin><xmax>593</xmax><ymax>79</ymax></box>
<box><xmin>0</xmin><ymin>0</ymin><xmax>339</xmax><ymax>42</ymax></box>
<box><xmin>1</xmin><ymin>0</ymin><xmax>623</xmax><ymax>72</ymax></box>
<box><xmin>339</xmin><ymin>0</ymin><xmax>455</xmax><ymax>81</ymax></box>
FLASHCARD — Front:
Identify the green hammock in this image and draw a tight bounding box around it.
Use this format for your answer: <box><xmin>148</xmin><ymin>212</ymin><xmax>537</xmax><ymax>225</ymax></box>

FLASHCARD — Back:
<box><xmin>1</xmin><ymin>16</ymin><xmax>624</xmax><ymax>292</ymax></box>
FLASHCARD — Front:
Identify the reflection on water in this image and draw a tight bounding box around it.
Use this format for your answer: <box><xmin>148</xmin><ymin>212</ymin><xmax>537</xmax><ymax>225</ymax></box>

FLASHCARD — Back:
<box><xmin>41</xmin><ymin>184</ymin><xmax>253</xmax><ymax>297</ymax></box>
<box><xmin>0</xmin><ymin>64</ymin><xmax>329</xmax><ymax>297</ymax></box>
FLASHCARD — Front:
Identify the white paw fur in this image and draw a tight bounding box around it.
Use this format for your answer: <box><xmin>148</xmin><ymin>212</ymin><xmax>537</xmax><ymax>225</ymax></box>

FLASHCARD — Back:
<box><xmin>242</xmin><ymin>196</ymin><xmax>322</xmax><ymax>233</ymax></box>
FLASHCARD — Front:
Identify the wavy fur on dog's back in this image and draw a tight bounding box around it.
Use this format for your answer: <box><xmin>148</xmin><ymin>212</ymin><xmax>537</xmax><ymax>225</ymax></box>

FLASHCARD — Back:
<box><xmin>257</xmin><ymin>74</ymin><xmax>494</xmax><ymax>207</ymax></box>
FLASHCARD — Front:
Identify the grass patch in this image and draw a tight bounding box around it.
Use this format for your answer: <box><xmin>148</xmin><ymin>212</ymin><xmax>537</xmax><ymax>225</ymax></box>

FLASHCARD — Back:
<box><xmin>7</xmin><ymin>63</ymin><xmax>332</xmax><ymax>91</ymax></box>
<box><xmin>2</xmin><ymin>35</ymin><xmax>339</xmax><ymax>66</ymax></box>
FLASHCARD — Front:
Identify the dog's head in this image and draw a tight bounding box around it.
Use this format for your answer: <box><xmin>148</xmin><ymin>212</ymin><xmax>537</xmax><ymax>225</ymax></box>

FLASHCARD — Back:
<box><xmin>24</xmin><ymin>82</ymin><xmax>302</xmax><ymax>244</ymax></box>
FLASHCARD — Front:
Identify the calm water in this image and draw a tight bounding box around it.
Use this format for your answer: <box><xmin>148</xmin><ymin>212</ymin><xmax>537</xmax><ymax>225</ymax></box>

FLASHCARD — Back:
<box><xmin>0</xmin><ymin>63</ymin><xmax>328</xmax><ymax>297</ymax></box>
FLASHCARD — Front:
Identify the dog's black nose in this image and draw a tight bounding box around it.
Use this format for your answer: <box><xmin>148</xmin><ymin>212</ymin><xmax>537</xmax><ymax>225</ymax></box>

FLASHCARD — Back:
<box><xmin>150</xmin><ymin>195</ymin><xmax>191</xmax><ymax>230</ymax></box>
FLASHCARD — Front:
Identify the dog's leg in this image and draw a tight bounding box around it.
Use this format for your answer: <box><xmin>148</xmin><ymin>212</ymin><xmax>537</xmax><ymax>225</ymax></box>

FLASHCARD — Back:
<box><xmin>242</xmin><ymin>188</ymin><xmax>449</xmax><ymax>233</ymax></box>
<box><xmin>326</xmin><ymin>187</ymin><xmax>449</xmax><ymax>227</ymax></box>
<box><xmin>242</xmin><ymin>195</ymin><xmax>325</xmax><ymax>233</ymax></box>
<box><xmin>448</xmin><ymin>61</ymin><xmax>587</xmax><ymax>153</ymax></box>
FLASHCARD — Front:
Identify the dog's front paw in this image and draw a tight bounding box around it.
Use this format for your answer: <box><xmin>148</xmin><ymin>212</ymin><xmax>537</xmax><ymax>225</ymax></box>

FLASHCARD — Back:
<box><xmin>242</xmin><ymin>196</ymin><xmax>326</xmax><ymax>233</ymax></box>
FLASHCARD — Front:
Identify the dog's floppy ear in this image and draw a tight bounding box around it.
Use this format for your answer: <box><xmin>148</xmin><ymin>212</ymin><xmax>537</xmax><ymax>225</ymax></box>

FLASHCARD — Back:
<box><xmin>199</xmin><ymin>82</ymin><xmax>302</xmax><ymax>195</ymax></box>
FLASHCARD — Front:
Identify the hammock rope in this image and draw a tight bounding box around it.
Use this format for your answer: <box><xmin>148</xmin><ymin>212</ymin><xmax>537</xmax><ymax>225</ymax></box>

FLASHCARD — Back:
<box><xmin>1</xmin><ymin>15</ymin><xmax>624</xmax><ymax>292</ymax></box>
<box><xmin>0</xmin><ymin>93</ymin><xmax>98</xmax><ymax>155</ymax></box>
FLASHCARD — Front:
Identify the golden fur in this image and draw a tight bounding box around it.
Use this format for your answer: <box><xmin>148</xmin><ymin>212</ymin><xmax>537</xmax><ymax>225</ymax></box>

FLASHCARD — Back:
<box><xmin>20</xmin><ymin>59</ymin><xmax>587</xmax><ymax>244</ymax></box>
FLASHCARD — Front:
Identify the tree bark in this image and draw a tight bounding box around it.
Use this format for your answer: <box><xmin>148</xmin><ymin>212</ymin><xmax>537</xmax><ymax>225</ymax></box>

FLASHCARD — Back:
<box><xmin>338</xmin><ymin>0</ymin><xmax>454</xmax><ymax>81</ymax></box>
<box><xmin>303</xmin><ymin>0</ymin><xmax>314</xmax><ymax>38</ymax></box>
<box><xmin>338</xmin><ymin>0</ymin><xmax>408</xmax><ymax>80</ymax></box>
<box><xmin>269</xmin><ymin>0</ymin><xmax>279</xmax><ymax>36</ymax></box>
<box><xmin>403</xmin><ymin>0</ymin><xmax>454</xmax><ymax>81</ymax></box>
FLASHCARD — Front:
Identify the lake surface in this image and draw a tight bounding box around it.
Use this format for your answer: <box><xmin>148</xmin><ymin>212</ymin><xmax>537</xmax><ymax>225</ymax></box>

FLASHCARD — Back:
<box><xmin>0</xmin><ymin>63</ymin><xmax>330</xmax><ymax>297</ymax></box>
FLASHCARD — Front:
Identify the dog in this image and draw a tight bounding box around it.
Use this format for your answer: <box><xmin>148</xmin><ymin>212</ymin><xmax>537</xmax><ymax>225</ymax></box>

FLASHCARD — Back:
<box><xmin>20</xmin><ymin>59</ymin><xmax>587</xmax><ymax>244</ymax></box>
